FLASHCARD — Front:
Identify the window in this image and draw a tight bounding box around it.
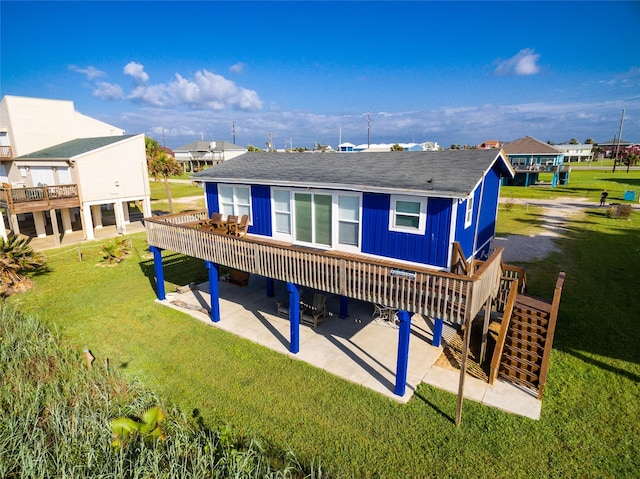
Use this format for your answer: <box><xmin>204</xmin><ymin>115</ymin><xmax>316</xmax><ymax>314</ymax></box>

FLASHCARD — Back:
<box><xmin>389</xmin><ymin>195</ymin><xmax>426</xmax><ymax>234</ymax></box>
<box><xmin>294</xmin><ymin>192</ymin><xmax>332</xmax><ymax>246</ymax></box>
<box><xmin>464</xmin><ymin>195</ymin><xmax>474</xmax><ymax>228</ymax></box>
<box><xmin>338</xmin><ymin>195</ymin><xmax>360</xmax><ymax>246</ymax></box>
<box><xmin>219</xmin><ymin>185</ymin><xmax>252</xmax><ymax>222</ymax></box>
<box><xmin>273</xmin><ymin>189</ymin><xmax>291</xmax><ymax>236</ymax></box>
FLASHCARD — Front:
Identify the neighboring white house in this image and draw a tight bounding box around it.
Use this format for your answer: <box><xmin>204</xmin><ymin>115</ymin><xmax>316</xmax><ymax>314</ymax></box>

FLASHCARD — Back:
<box><xmin>553</xmin><ymin>143</ymin><xmax>593</xmax><ymax>162</ymax></box>
<box><xmin>338</xmin><ymin>141</ymin><xmax>440</xmax><ymax>152</ymax></box>
<box><xmin>173</xmin><ymin>140</ymin><xmax>247</xmax><ymax>172</ymax></box>
<box><xmin>0</xmin><ymin>95</ymin><xmax>151</xmax><ymax>243</ymax></box>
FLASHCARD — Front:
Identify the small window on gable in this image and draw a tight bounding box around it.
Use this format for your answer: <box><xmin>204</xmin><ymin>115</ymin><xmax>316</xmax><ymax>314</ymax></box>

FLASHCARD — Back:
<box><xmin>389</xmin><ymin>195</ymin><xmax>426</xmax><ymax>235</ymax></box>
<box><xmin>464</xmin><ymin>195</ymin><xmax>474</xmax><ymax>228</ymax></box>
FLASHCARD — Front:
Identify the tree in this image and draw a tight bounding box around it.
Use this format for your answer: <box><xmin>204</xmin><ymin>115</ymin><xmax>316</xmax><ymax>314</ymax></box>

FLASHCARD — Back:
<box><xmin>145</xmin><ymin>136</ymin><xmax>161</xmax><ymax>165</ymax></box>
<box><xmin>390</xmin><ymin>144</ymin><xmax>404</xmax><ymax>151</ymax></box>
<box><xmin>0</xmin><ymin>235</ymin><xmax>46</xmax><ymax>296</ymax></box>
<box><xmin>585</xmin><ymin>138</ymin><xmax>595</xmax><ymax>144</ymax></box>
<box><xmin>148</xmin><ymin>152</ymin><xmax>183</xmax><ymax>214</ymax></box>
<box><xmin>247</xmin><ymin>144</ymin><xmax>263</xmax><ymax>152</ymax></box>
<box><xmin>569</xmin><ymin>138</ymin><xmax>579</xmax><ymax>145</ymax></box>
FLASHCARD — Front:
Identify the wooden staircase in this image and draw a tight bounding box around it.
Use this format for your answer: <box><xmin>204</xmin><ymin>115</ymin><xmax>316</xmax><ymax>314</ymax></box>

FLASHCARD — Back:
<box><xmin>489</xmin><ymin>272</ymin><xmax>565</xmax><ymax>399</ymax></box>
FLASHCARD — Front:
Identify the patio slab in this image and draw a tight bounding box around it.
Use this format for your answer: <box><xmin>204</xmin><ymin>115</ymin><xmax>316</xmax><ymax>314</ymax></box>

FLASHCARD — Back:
<box><xmin>159</xmin><ymin>274</ymin><xmax>542</xmax><ymax>419</ymax></box>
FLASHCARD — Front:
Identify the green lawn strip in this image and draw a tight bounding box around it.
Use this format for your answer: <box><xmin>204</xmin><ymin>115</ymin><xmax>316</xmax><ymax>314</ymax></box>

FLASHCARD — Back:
<box><xmin>149</xmin><ymin>179</ymin><xmax>204</xmax><ymax>201</ymax></box>
<box><xmin>9</xmin><ymin>208</ymin><xmax>640</xmax><ymax>476</ymax></box>
<box><xmin>501</xmin><ymin>168</ymin><xmax>640</xmax><ymax>201</ymax></box>
<box><xmin>495</xmin><ymin>204</ymin><xmax>545</xmax><ymax>237</ymax></box>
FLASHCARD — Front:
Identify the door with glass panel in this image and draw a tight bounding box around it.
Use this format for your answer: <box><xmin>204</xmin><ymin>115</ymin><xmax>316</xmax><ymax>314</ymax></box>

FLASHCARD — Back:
<box><xmin>294</xmin><ymin>193</ymin><xmax>332</xmax><ymax>246</ymax></box>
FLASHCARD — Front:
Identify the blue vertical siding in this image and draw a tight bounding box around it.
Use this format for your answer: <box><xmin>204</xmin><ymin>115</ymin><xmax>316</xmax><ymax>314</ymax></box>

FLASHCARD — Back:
<box><xmin>205</xmin><ymin>182</ymin><xmax>219</xmax><ymax>214</ymax></box>
<box><xmin>454</xmin><ymin>187</ymin><xmax>479</xmax><ymax>259</ymax></box>
<box><xmin>361</xmin><ymin>193</ymin><xmax>452</xmax><ymax>268</ymax></box>
<box><xmin>477</xmin><ymin>166</ymin><xmax>501</xmax><ymax>252</ymax></box>
<box><xmin>249</xmin><ymin>185</ymin><xmax>272</xmax><ymax>236</ymax></box>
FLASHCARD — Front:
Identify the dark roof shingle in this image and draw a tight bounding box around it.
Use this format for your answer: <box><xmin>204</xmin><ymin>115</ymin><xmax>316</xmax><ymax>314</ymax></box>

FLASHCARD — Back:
<box><xmin>16</xmin><ymin>135</ymin><xmax>136</xmax><ymax>159</ymax></box>
<box><xmin>193</xmin><ymin>150</ymin><xmax>513</xmax><ymax>198</ymax></box>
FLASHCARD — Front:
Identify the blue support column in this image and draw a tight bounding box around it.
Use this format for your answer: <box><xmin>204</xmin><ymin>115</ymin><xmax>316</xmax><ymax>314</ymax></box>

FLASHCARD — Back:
<box><xmin>150</xmin><ymin>245</ymin><xmax>165</xmax><ymax>300</ymax></box>
<box><xmin>339</xmin><ymin>296</ymin><xmax>349</xmax><ymax>319</ymax></box>
<box><xmin>394</xmin><ymin>310</ymin><xmax>413</xmax><ymax>396</ymax></box>
<box><xmin>286</xmin><ymin>282</ymin><xmax>300</xmax><ymax>354</ymax></box>
<box><xmin>432</xmin><ymin>317</ymin><xmax>444</xmax><ymax>347</ymax></box>
<box><xmin>205</xmin><ymin>261</ymin><xmax>220</xmax><ymax>323</ymax></box>
<box><xmin>265</xmin><ymin>278</ymin><xmax>275</xmax><ymax>297</ymax></box>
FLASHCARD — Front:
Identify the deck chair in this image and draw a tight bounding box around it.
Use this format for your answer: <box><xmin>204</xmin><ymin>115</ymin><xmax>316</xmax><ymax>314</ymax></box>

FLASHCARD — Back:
<box><xmin>225</xmin><ymin>215</ymin><xmax>238</xmax><ymax>235</ymax></box>
<box><xmin>276</xmin><ymin>289</ymin><xmax>305</xmax><ymax>318</ymax></box>
<box><xmin>301</xmin><ymin>293</ymin><xmax>327</xmax><ymax>328</ymax></box>
<box><xmin>209</xmin><ymin>212</ymin><xmax>225</xmax><ymax>230</ymax></box>
<box><xmin>229</xmin><ymin>214</ymin><xmax>249</xmax><ymax>237</ymax></box>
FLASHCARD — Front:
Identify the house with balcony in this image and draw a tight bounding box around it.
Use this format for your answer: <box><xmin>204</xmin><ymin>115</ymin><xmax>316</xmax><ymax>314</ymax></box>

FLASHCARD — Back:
<box><xmin>0</xmin><ymin>95</ymin><xmax>151</xmax><ymax>244</ymax></box>
<box><xmin>146</xmin><ymin>150</ymin><xmax>568</xmax><ymax>416</ymax></box>
<box><xmin>173</xmin><ymin>140</ymin><xmax>247</xmax><ymax>173</ymax></box>
<box><xmin>553</xmin><ymin>143</ymin><xmax>593</xmax><ymax>162</ymax></box>
<box><xmin>502</xmin><ymin>136</ymin><xmax>569</xmax><ymax>187</ymax></box>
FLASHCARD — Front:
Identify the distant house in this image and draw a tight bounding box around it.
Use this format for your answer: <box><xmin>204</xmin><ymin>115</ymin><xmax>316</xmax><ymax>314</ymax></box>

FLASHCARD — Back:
<box><xmin>502</xmin><ymin>136</ymin><xmax>568</xmax><ymax>187</ymax></box>
<box><xmin>0</xmin><ymin>95</ymin><xmax>151</xmax><ymax>243</ymax></box>
<box><xmin>338</xmin><ymin>142</ymin><xmax>356</xmax><ymax>152</ymax></box>
<box><xmin>173</xmin><ymin>140</ymin><xmax>247</xmax><ymax>172</ymax></box>
<box><xmin>596</xmin><ymin>139</ymin><xmax>640</xmax><ymax>159</ymax></box>
<box><xmin>553</xmin><ymin>143</ymin><xmax>593</xmax><ymax>162</ymax></box>
<box><xmin>478</xmin><ymin>140</ymin><xmax>501</xmax><ymax>149</ymax></box>
<box><xmin>339</xmin><ymin>141</ymin><xmax>440</xmax><ymax>152</ymax></box>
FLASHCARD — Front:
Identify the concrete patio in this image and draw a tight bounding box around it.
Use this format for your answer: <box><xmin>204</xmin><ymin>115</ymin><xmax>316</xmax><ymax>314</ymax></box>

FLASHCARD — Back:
<box><xmin>160</xmin><ymin>274</ymin><xmax>542</xmax><ymax>420</ymax></box>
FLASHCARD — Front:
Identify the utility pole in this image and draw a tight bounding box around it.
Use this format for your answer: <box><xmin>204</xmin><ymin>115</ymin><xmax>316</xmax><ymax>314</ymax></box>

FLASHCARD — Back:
<box><xmin>367</xmin><ymin>111</ymin><xmax>371</xmax><ymax>148</ymax></box>
<box><xmin>232</xmin><ymin>121</ymin><xmax>236</xmax><ymax>145</ymax></box>
<box><xmin>612</xmin><ymin>108</ymin><xmax>625</xmax><ymax>173</ymax></box>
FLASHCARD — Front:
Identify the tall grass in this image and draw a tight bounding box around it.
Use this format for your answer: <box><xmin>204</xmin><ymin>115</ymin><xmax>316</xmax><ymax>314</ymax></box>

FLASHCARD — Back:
<box><xmin>0</xmin><ymin>306</ymin><xmax>325</xmax><ymax>478</ymax></box>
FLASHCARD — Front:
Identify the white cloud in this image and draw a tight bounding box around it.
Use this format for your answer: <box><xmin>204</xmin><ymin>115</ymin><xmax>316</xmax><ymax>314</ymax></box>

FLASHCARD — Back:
<box><xmin>128</xmin><ymin>69</ymin><xmax>263</xmax><ymax>110</ymax></box>
<box><xmin>229</xmin><ymin>62</ymin><xmax>246</xmax><ymax>74</ymax></box>
<box><xmin>124</xmin><ymin>61</ymin><xmax>149</xmax><ymax>83</ymax></box>
<box><xmin>93</xmin><ymin>81</ymin><xmax>124</xmax><ymax>100</ymax></box>
<box><xmin>68</xmin><ymin>65</ymin><xmax>106</xmax><ymax>80</ymax></box>
<box><xmin>494</xmin><ymin>48</ymin><xmax>541</xmax><ymax>76</ymax></box>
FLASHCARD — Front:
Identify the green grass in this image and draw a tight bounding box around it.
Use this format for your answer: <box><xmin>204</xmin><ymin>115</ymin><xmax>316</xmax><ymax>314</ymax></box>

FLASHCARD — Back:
<box><xmin>149</xmin><ymin>179</ymin><xmax>204</xmax><ymax>201</ymax></box>
<box><xmin>501</xmin><ymin>168</ymin><xmax>640</xmax><ymax>201</ymax></box>
<box><xmin>495</xmin><ymin>204</ymin><xmax>546</xmax><ymax>237</ymax></box>
<box><xmin>6</xmin><ymin>174</ymin><xmax>640</xmax><ymax>477</ymax></box>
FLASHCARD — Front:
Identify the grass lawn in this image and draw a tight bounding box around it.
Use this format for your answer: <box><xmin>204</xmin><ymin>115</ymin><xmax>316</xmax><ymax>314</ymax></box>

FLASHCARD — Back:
<box><xmin>7</xmin><ymin>191</ymin><xmax>639</xmax><ymax>477</ymax></box>
<box><xmin>149</xmin><ymin>179</ymin><xmax>204</xmax><ymax>201</ymax></box>
<box><xmin>501</xmin><ymin>168</ymin><xmax>640</xmax><ymax>202</ymax></box>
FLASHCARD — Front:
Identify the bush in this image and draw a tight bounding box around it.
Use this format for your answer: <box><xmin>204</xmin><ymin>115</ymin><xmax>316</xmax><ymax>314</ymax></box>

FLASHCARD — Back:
<box><xmin>606</xmin><ymin>204</ymin><xmax>633</xmax><ymax>219</ymax></box>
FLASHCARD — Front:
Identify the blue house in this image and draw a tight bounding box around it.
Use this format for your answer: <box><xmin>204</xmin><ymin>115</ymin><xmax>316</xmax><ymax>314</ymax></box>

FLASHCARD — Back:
<box><xmin>194</xmin><ymin>150</ymin><xmax>514</xmax><ymax>268</ymax></box>
<box><xmin>145</xmin><ymin>149</ymin><xmax>514</xmax><ymax>406</ymax></box>
<box><xmin>502</xmin><ymin>136</ymin><xmax>569</xmax><ymax>187</ymax></box>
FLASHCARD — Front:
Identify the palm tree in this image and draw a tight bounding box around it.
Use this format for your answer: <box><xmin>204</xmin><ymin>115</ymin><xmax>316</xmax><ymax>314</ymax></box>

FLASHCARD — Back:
<box><xmin>145</xmin><ymin>136</ymin><xmax>161</xmax><ymax>167</ymax></box>
<box><xmin>148</xmin><ymin>152</ymin><xmax>183</xmax><ymax>214</ymax></box>
<box><xmin>0</xmin><ymin>235</ymin><xmax>46</xmax><ymax>296</ymax></box>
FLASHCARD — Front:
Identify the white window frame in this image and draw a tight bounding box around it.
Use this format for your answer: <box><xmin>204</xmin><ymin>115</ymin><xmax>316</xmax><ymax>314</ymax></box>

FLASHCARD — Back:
<box><xmin>334</xmin><ymin>192</ymin><xmax>362</xmax><ymax>253</ymax></box>
<box><xmin>389</xmin><ymin>194</ymin><xmax>427</xmax><ymax>235</ymax></box>
<box><xmin>271</xmin><ymin>188</ymin><xmax>292</xmax><ymax>241</ymax></box>
<box><xmin>272</xmin><ymin>188</ymin><xmax>362</xmax><ymax>253</ymax></box>
<box><xmin>464</xmin><ymin>195</ymin><xmax>474</xmax><ymax>228</ymax></box>
<box><xmin>218</xmin><ymin>184</ymin><xmax>252</xmax><ymax>224</ymax></box>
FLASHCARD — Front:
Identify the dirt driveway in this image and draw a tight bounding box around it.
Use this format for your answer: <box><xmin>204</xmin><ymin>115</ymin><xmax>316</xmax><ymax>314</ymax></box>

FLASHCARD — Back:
<box><xmin>494</xmin><ymin>197</ymin><xmax>596</xmax><ymax>263</ymax></box>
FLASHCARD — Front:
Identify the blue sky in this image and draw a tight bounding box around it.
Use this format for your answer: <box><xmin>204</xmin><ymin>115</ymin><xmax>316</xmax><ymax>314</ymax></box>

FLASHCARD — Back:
<box><xmin>2</xmin><ymin>1</ymin><xmax>640</xmax><ymax>150</ymax></box>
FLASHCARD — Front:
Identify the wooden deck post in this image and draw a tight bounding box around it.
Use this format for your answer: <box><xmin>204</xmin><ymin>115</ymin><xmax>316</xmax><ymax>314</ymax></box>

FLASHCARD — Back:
<box><xmin>394</xmin><ymin>310</ymin><xmax>413</xmax><ymax>396</ymax></box>
<box><xmin>150</xmin><ymin>246</ymin><xmax>165</xmax><ymax>300</ymax></box>
<box><xmin>455</xmin><ymin>311</ymin><xmax>474</xmax><ymax>427</ymax></box>
<box><xmin>286</xmin><ymin>282</ymin><xmax>300</xmax><ymax>354</ymax></box>
<box><xmin>205</xmin><ymin>261</ymin><xmax>220</xmax><ymax>323</ymax></box>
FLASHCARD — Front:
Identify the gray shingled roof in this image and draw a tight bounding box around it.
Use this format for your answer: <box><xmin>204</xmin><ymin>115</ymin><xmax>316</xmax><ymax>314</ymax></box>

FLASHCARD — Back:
<box><xmin>192</xmin><ymin>150</ymin><xmax>513</xmax><ymax>198</ymax></box>
<box><xmin>16</xmin><ymin>135</ymin><xmax>136</xmax><ymax>159</ymax></box>
<box><xmin>502</xmin><ymin>136</ymin><xmax>563</xmax><ymax>155</ymax></box>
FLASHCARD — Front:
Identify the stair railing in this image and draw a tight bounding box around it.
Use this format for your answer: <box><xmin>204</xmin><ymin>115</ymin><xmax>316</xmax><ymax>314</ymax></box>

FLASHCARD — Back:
<box><xmin>488</xmin><ymin>278</ymin><xmax>518</xmax><ymax>384</ymax></box>
<box><xmin>536</xmin><ymin>271</ymin><xmax>566</xmax><ymax>399</ymax></box>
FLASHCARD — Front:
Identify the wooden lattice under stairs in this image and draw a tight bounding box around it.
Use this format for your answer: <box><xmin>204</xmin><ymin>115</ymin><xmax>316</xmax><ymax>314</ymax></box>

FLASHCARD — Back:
<box><xmin>489</xmin><ymin>272</ymin><xmax>565</xmax><ymax>399</ymax></box>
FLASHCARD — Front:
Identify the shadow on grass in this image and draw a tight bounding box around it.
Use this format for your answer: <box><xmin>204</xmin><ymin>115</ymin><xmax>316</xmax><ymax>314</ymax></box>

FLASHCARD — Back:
<box><xmin>139</xmin><ymin>252</ymin><xmax>208</xmax><ymax>296</ymax></box>
<box><xmin>413</xmin><ymin>388</ymin><xmax>455</xmax><ymax>424</ymax></box>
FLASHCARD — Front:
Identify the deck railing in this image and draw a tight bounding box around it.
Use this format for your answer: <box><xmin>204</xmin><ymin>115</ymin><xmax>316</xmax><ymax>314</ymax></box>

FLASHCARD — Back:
<box><xmin>0</xmin><ymin>184</ymin><xmax>80</xmax><ymax>212</ymax></box>
<box><xmin>145</xmin><ymin>211</ymin><xmax>505</xmax><ymax>325</ymax></box>
<box><xmin>0</xmin><ymin>146</ymin><xmax>12</xmax><ymax>159</ymax></box>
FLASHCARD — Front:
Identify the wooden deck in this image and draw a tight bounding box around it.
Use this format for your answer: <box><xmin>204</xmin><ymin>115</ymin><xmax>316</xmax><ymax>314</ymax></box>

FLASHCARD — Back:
<box><xmin>145</xmin><ymin>210</ymin><xmax>504</xmax><ymax>325</ymax></box>
<box><xmin>0</xmin><ymin>184</ymin><xmax>80</xmax><ymax>214</ymax></box>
